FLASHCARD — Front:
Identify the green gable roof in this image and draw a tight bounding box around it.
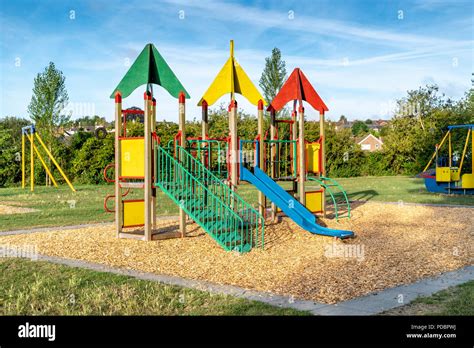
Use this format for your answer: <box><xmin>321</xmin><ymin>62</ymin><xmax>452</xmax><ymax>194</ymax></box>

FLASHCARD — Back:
<box><xmin>110</xmin><ymin>43</ymin><xmax>190</xmax><ymax>99</ymax></box>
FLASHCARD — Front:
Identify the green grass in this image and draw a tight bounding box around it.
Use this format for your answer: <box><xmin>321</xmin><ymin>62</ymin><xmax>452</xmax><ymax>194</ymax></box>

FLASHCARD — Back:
<box><xmin>0</xmin><ymin>257</ymin><xmax>308</xmax><ymax>315</ymax></box>
<box><xmin>1</xmin><ymin>176</ymin><xmax>472</xmax><ymax>232</ymax></box>
<box><xmin>335</xmin><ymin>176</ymin><xmax>474</xmax><ymax>206</ymax></box>
<box><xmin>0</xmin><ymin>184</ymin><xmax>180</xmax><ymax>231</ymax></box>
<box><xmin>382</xmin><ymin>281</ymin><xmax>474</xmax><ymax>315</ymax></box>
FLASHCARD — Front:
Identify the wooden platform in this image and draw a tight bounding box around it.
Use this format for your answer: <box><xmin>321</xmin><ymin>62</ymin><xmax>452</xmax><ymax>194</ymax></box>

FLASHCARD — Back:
<box><xmin>119</xmin><ymin>229</ymin><xmax>182</xmax><ymax>241</ymax></box>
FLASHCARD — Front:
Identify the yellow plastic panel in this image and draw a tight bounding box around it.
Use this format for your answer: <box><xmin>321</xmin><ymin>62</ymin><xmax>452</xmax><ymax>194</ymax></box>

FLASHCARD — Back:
<box><xmin>436</xmin><ymin>167</ymin><xmax>451</xmax><ymax>182</ymax></box>
<box><xmin>461</xmin><ymin>173</ymin><xmax>474</xmax><ymax>188</ymax></box>
<box><xmin>123</xmin><ymin>200</ymin><xmax>144</xmax><ymax>227</ymax></box>
<box><xmin>121</xmin><ymin>138</ymin><xmax>144</xmax><ymax>178</ymax></box>
<box><xmin>450</xmin><ymin>168</ymin><xmax>460</xmax><ymax>181</ymax></box>
<box><xmin>306</xmin><ymin>143</ymin><xmax>320</xmax><ymax>174</ymax></box>
<box><xmin>305</xmin><ymin>190</ymin><xmax>323</xmax><ymax>213</ymax></box>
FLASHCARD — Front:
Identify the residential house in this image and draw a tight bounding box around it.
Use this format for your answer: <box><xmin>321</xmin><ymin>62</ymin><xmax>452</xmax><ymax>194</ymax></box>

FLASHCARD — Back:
<box><xmin>334</xmin><ymin>119</ymin><xmax>353</xmax><ymax>131</ymax></box>
<box><xmin>357</xmin><ymin>133</ymin><xmax>384</xmax><ymax>152</ymax></box>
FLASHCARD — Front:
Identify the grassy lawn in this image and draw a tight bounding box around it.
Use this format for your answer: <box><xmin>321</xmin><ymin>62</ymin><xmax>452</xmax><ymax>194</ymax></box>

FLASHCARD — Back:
<box><xmin>335</xmin><ymin>176</ymin><xmax>474</xmax><ymax>206</ymax></box>
<box><xmin>382</xmin><ymin>281</ymin><xmax>474</xmax><ymax>316</ymax></box>
<box><xmin>1</xmin><ymin>176</ymin><xmax>472</xmax><ymax>232</ymax></box>
<box><xmin>0</xmin><ymin>257</ymin><xmax>307</xmax><ymax>315</ymax></box>
<box><xmin>0</xmin><ymin>184</ymin><xmax>178</xmax><ymax>232</ymax></box>
<box><xmin>210</xmin><ymin>176</ymin><xmax>474</xmax><ymax>206</ymax></box>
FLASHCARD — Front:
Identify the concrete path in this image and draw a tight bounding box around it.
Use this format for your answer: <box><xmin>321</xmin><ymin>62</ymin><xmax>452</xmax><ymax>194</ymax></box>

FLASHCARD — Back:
<box><xmin>0</xmin><ymin>222</ymin><xmax>112</xmax><ymax>236</ymax></box>
<box><xmin>3</xmin><ymin>249</ymin><xmax>472</xmax><ymax>315</ymax></box>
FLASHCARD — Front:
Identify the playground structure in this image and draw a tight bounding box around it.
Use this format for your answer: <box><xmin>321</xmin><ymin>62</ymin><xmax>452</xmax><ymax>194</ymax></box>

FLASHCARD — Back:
<box><xmin>421</xmin><ymin>124</ymin><xmax>474</xmax><ymax>195</ymax></box>
<box><xmin>21</xmin><ymin>125</ymin><xmax>76</xmax><ymax>192</ymax></box>
<box><xmin>259</xmin><ymin>68</ymin><xmax>351</xmax><ymax>221</ymax></box>
<box><xmin>105</xmin><ymin>41</ymin><xmax>354</xmax><ymax>253</ymax></box>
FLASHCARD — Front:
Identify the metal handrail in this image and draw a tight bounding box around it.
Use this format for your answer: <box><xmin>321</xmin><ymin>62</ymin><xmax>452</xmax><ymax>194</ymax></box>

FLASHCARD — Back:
<box><xmin>155</xmin><ymin>143</ymin><xmax>264</xmax><ymax>251</ymax></box>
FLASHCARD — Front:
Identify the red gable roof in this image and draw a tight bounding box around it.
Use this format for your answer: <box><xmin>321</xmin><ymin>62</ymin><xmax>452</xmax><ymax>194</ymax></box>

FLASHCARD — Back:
<box><xmin>267</xmin><ymin>68</ymin><xmax>328</xmax><ymax>113</ymax></box>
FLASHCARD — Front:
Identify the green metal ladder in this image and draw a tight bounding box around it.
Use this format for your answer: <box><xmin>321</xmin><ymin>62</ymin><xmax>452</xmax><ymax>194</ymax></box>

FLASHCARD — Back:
<box><xmin>154</xmin><ymin>144</ymin><xmax>264</xmax><ymax>252</ymax></box>
<box><xmin>308</xmin><ymin>176</ymin><xmax>351</xmax><ymax>220</ymax></box>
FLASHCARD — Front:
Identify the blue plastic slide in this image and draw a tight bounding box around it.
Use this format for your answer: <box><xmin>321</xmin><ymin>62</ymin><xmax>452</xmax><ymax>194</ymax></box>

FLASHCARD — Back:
<box><xmin>241</xmin><ymin>166</ymin><xmax>354</xmax><ymax>239</ymax></box>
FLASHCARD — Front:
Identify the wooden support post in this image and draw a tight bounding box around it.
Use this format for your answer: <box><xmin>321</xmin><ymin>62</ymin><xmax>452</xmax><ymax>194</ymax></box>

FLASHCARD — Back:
<box><xmin>270</xmin><ymin>108</ymin><xmax>277</xmax><ymax>220</ymax></box>
<box><xmin>144</xmin><ymin>91</ymin><xmax>152</xmax><ymax>241</ymax></box>
<box><xmin>257</xmin><ymin>100</ymin><xmax>265</xmax><ymax>217</ymax></box>
<box><xmin>292</xmin><ymin>110</ymin><xmax>297</xmax><ymax>194</ymax></box>
<box><xmin>201</xmin><ymin>100</ymin><xmax>209</xmax><ymax>206</ymax></box>
<box><xmin>114</xmin><ymin>92</ymin><xmax>123</xmax><ymax>237</ymax></box>
<box><xmin>298</xmin><ymin>106</ymin><xmax>305</xmax><ymax>205</ymax></box>
<box><xmin>21</xmin><ymin>133</ymin><xmax>25</xmax><ymax>188</ymax></box>
<box><xmin>30</xmin><ymin>129</ymin><xmax>34</xmax><ymax>192</ymax></box>
<box><xmin>201</xmin><ymin>100</ymin><xmax>208</xmax><ymax>166</ymax></box>
<box><xmin>152</xmin><ymin>97</ymin><xmax>157</xmax><ymax>230</ymax></box>
<box><xmin>229</xmin><ymin>99</ymin><xmax>238</xmax><ymax>191</ymax></box>
<box><xmin>178</xmin><ymin>92</ymin><xmax>186</xmax><ymax>238</ymax></box>
<box><xmin>319</xmin><ymin>110</ymin><xmax>326</xmax><ymax>216</ymax></box>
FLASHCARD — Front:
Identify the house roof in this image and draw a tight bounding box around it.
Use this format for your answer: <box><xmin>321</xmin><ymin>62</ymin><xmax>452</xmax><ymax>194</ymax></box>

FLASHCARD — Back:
<box><xmin>357</xmin><ymin>133</ymin><xmax>383</xmax><ymax>145</ymax></box>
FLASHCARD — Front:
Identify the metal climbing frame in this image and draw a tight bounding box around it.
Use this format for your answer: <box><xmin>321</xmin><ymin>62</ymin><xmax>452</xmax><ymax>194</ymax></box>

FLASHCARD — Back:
<box><xmin>186</xmin><ymin>138</ymin><xmax>229</xmax><ymax>179</ymax></box>
<box><xmin>263</xmin><ymin>139</ymin><xmax>297</xmax><ymax>180</ymax></box>
<box><xmin>308</xmin><ymin>176</ymin><xmax>351</xmax><ymax>220</ymax></box>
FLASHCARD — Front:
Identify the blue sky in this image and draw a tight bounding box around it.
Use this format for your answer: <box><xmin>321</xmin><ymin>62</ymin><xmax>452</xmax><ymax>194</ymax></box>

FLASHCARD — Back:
<box><xmin>0</xmin><ymin>0</ymin><xmax>472</xmax><ymax>122</ymax></box>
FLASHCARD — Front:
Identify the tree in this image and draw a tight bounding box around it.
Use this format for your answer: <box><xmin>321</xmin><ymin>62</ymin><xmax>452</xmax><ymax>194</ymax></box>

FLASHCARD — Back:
<box><xmin>259</xmin><ymin>48</ymin><xmax>287</xmax><ymax>108</ymax></box>
<box><xmin>338</xmin><ymin>115</ymin><xmax>348</xmax><ymax>124</ymax></box>
<box><xmin>71</xmin><ymin>136</ymin><xmax>114</xmax><ymax>184</ymax></box>
<box><xmin>382</xmin><ymin>84</ymin><xmax>471</xmax><ymax>174</ymax></box>
<box><xmin>351</xmin><ymin>121</ymin><xmax>369</xmax><ymax>136</ymax></box>
<box><xmin>325</xmin><ymin>124</ymin><xmax>366</xmax><ymax>177</ymax></box>
<box><xmin>395</xmin><ymin>84</ymin><xmax>450</xmax><ymax>131</ymax></box>
<box><xmin>365</xmin><ymin>119</ymin><xmax>373</xmax><ymax>124</ymax></box>
<box><xmin>27</xmin><ymin>62</ymin><xmax>70</xmax><ymax>185</ymax></box>
<box><xmin>28</xmin><ymin>62</ymin><xmax>70</xmax><ymax>133</ymax></box>
<box><xmin>0</xmin><ymin>117</ymin><xmax>30</xmax><ymax>186</ymax></box>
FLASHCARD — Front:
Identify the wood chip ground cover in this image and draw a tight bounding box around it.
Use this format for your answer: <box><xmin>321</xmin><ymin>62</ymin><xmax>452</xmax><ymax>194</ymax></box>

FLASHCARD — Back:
<box><xmin>0</xmin><ymin>202</ymin><xmax>472</xmax><ymax>304</ymax></box>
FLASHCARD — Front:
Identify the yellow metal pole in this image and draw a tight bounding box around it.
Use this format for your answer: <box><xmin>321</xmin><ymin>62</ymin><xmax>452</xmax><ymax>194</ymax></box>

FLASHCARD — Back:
<box><xmin>35</xmin><ymin>133</ymin><xmax>76</xmax><ymax>192</ymax></box>
<box><xmin>458</xmin><ymin>129</ymin><xmax>471</xmax><ymax>173</ymax></box>
<box><xmin>423</xmin><ymin>130</ymin><xmax>450</xmax><ymax>172</ymax></box>
<box><xmin>30</xmin><ymin>131</ymin><xmax>34</xmax><ymax>192</ymax></box>
<box><xmin>448</xmin><ymin>132</ymin><xmax>452</xmax><ymax>167</ymax></box>
<box><xmin>229</xmin><ymin>40</ymin><xmax>235</xmax><ymax>102</ymax></box>
<box><xmin>27</xmin><ymin>134</ymin><xmax>58</xmax><ymax>187</ymax></box>
<box><xmin>472</xmin><ymin>128</ymin><xmax>474</xmax><ymax>174</ymax></box>
<box><xmin>21</xmin><ymin>133</ymin><xmax>25</xmax><ymax>188</ymax></box>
